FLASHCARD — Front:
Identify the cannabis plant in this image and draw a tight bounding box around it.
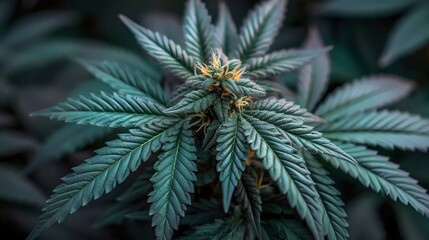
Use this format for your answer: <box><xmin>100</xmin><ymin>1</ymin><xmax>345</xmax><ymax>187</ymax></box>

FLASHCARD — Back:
<box><xmin>28</xmin><ymin>0</ymin><xmax>429</xmax><ymax>239</ymax></box>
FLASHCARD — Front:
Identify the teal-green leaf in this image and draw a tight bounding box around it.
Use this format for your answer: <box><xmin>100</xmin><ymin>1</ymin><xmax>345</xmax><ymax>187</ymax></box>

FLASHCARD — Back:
<box><xmin>120</xmin><ymin>15</ymin><xmax>196</xmax><ymax>80</ymax></box>
<box><xmin>180</xmin><ymin>216</ymin><xmax>246</xmax><ymax>240</ymax></box>
<box><xmin>26</xmin><ymin>124</ymin><xmax>112</xmax><ymax>172</ymax></box>
<box><xmin>235</xmin><ymin>174</ymin><xmax>262</xmax><ymax>239</ymax></box>
<box><xmin>215</xmin><ymin>116</ymin><xmax>249</xmax><ymax>212</ymax></box>
<box><xmin>164</xmin><ymin>89</ymin><xmax>218</xmax><ymax>114</ymax></box>
<box><xmin>215</xmin><ymin>2</ymin><xmax>239</xmax><ymax>57</ymax></box>
<box><xmin>264</xmin><ymin>219</ymin><xmax>312</xmax><ymax>240</ymax></box>
<box><xmin>0</xmin><ymin>131</ymin><xmax>38</xmax><ymax>157</ymax></box>
<box><xmin>305</xmin><ymin>153</ymin><xmax>349</xmax><ymax>240</ymax></box>
<box><xmin>245</xmin><ymin>107</ymin><xmax>355</xmax><ymax>164</ymax></box>
<box><xmin>322</xmin><ymin>142</ymin><xmax>429</xmax><ymax>217</ymax></box>
<box><xmin>319</xmin><ymin>110</ymin><xmax>429</xmax><ymax>151</ymax></box>
<box><xmin>379</xmin><ymin>4</ymin><xmax>429</xmax><ymax>66</ymax></box>
<box><xmin>318</xmin><ymin>0</ymin><xmax>415</xmax><ymax>17</ymax></box>
<box><xmin>148</xmin><ymin>121</ymin><xmax>197</xmax><ymax>240</ymax></box>
<box><xmin>245</xmin><ymin>48</ymin><xmax>328</xmax><ymax>79</ymax></box>
<box><xmin>79</xmin><ymin>60</ymin><xmax>169</xmax><ymax>105</ymax></box>
<box><xmin>184</xmin><ymin>0</ymin><xmax>215</xmax><ymax>63</ymax></box>
<box><xmin>32</xmin><ymin>92</ymin><xmax>176</xmax><ymax>128</ymax></box>
<box><xmin>241</xmin><ymin>116</ymin><xmax>324</xmax><ymax>240</ymax></box>
<box><xmin>297</xmin><ymin>27</ymin><xmax>330</xmax><ymax>111</ymax></box>
<box><xmin>26</xmin><ymin>122</ymin><xmax>174</xmax><ymax>240</ymax></box>
<box><xmin>315</xmin><ymin>75</ymin><xmax>414</xmax><ymax>122</ymax></box>
<box><xmin>235</xmin><ymin>0</ymin><xmax>286</xmax><ymax>62</ymax></box>
<box><xmin>222</xmin><ymin>79</ymin><xmax>266</xmax><ymax>98</ymax></box>
<box><xmin>182</xmin><ymin>198</ymin><xmax>221</xmax><ymax>226</ymax></box>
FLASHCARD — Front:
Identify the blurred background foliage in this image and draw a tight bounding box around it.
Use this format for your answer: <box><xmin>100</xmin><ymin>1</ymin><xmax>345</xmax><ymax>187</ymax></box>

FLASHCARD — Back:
<box><xmin>0</xmin><ymin>0</ymin><xmax>428</xmax><ymax>239</ymax></box>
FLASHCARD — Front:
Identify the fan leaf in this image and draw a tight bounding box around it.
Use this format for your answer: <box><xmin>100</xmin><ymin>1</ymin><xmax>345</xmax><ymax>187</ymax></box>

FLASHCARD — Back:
<box><xmin>215</xmin><ymin>116</ymin><xmax>249</xmax><ymax>212</ymax></box>
<box><xmin>315</xmin><ymin>75</ymin><xmax>415</xmax><ymax>122</ymax></box>
<box><xmin>32</xmin><ymin>92</ymin><xmax>177</xmax><ymax>128</ymax></box>
<box><xmin>319</xmin><ymin>110</ymin><xmax>429</xmax><ymax>151</ymax></box>
<box><xmin>322</xmin><ymin>142</ymin><xmax>429</xmax><ymax>217</ymax></box>
<box><xmin>148</xmin><ymin>121</ymin><xmax>197</xmax><ymax>240</ymax></box>
<box><xmin>26</xmin><ymin>122</ymin><xmax>175</xmax><ymax>240</ymax></box>
<box><xmin>184</xmin><ymin>0</ymin><xmax>215</xmax><ymax>62</ymax></box>
<box><xmin>164</xmin><ymin>89</ymin><xmax>218</xmax><ymax>114</ymax></box>
<box><xmin>245</xmin><ymin>48</ymin><xmax>328</xmax><ymax>79</ymax></box>
<box><xmin>120</xmin><ymin>15</ymin><xmax>195</xmax><ymax>80</ymax></box>
<box><xmin>241</xmin><ymin>116</ymin><xmax>324</xmax><ymax>240</ymax></box>
<box><xmin>79</xmin><ymin>60</ymin><xmax>169</xmax><ymax>105</ymax></box>
<box><xmin>215</xmin><ymin>2</ymin><xmax>239</xmax><ymax>57</ymax></box>
<box><xmin>235</xmin><ymin>0</ymin><xmax>286</xmax><ymax>62</ymax></box>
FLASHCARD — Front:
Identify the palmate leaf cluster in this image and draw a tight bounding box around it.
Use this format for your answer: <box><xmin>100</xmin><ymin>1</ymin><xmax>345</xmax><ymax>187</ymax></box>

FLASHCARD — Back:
<box><xmin>27</xmin><ymin>0</ymin><xmax>429</xmax><ymax>239</ymax></box>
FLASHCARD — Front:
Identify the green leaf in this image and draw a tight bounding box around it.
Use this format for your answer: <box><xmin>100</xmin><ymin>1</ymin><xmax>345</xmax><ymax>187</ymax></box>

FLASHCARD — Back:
<box><xmin>215</xmin><ymin>116</ymin><xmax>249</xmax><ymax>212</ymax></box>
<box><xmin>148</xmin><ymin>121</ymin><xmax>197</xmax><ymax>240</ymax></box>
<box><xmin>379</xmin><ymin>4</ymin><xmax>429</xmax><ymax>66</ymax></box>
<box><xmin>235</xmin><ymin>0</ymin><xmax>286</xmax><ymax>62</ymax></box>
<box><xmin>305</xmin><ymin>154</ymin><xmax>349</xmax><ymax>240</ymax></box>
<box><xmin>249</xmin><ymin>98</ymin><xmax>323</xmax><ymax>123</ymax></box>
<box><xmin>32</xmin><ymin>92</ymin><xmax>176</xmax><ymax>128</ymax></box>
<box><xmin>183</xmin><ymin>0</ymin><xmax>215</xmax><ymax>62</ymax></box>
<box><xmin>323</xmin><ymin>142</ymin><xmax>429</xmax><ymax>217</ymax></box>
<box><xmin>26</xmin><ymin>124</ymin><xmax>112</xmax><ymax>172</ymax></box>
<box><xmin>245</xmin><ymin>49</ymin><xmax>328</xmax><ymax>79</ymax></box>
<box><xmin>297</xmin><ymin>27</ymin><xmax>330</xmax><ymax>111</ymax></box>
<box><xmin>79</xmin><ymin>60</ymin><xmax>169</xmax><ymax>105</ymax></box>
<box><xmin>222</xmin><ymin>79</ymin><xmax>266</xmax><ymax>98</ymax></box>
<box><xmin>164</xmin><ymin>89</ymin><xmax>218</xmax><ymax>114</ymax></box>
<box><xmin>215</xmin><ymin>2</ymin><xmax>239</xmax><ymax>57</ymax></box>
<box><xmin>315</xmin><ymin>75</ymin><xmax>415</xmax><ymax>122</ymax></box>
<box><xmin>0</xmin><ymin>164</ymin><xmax>45</xmax><ymax>206</ymax></box>
<box><xmin>120</xmin><ymin>15</ymin><xmax>196</xmax><ymax>80</ymax></box>
<box><xmin>235</xmin><ymin>174</ymin><xmax>262</xmax><ymax>239</ymax></box>
<box><xmin>318</xmin><ymin>0</ymin><xmax>415</xmax><ymax>17</ymax></box>
<box><xmin>1</xmin><ymin>12</ymin><xmax>76</xmax><ymax>48</ymax></box>
<box><xmin>245</xmin><ymin>104</ymin><xmax>355</xmax><ymax>164</ymax></box>
<box><xmin>241</xmin><ymin>116</ymin><xmax>324</xmax><ymax>240</ymax></box>
<box><xmin>319</xmin><ymin>110</ymin><xmax>429</xmax><ymax>151</ymax></box>
<box><xmin>0</xmin><ymin>131</ymin><xmax>38</xmax><ymax>157</ymax></box>
<box><xmin>264</xmin><ymin>219</ymin><xmax>312</xmax><ymax>240</ymax></box>
<box><xmin>27</xmin><ymin>122</ymin><xmax>174</xmax><ymax>240</ymax></box>
<box><xmin>182</xmin><ymin>198</ymin><xmax>221</xmax><ymax>226</ymax></box>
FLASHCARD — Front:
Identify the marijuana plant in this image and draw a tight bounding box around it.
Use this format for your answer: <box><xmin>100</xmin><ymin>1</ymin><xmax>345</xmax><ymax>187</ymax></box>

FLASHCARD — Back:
<box><xmin>27</xmin><ymin>0</ymin><xmax>429</xmax><ymax>239</ymax></box>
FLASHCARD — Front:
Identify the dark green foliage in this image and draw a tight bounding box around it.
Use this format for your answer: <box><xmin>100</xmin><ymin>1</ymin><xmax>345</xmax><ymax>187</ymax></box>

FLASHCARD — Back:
<box><xmin>25</xmin><ymin>0</ymin><xmax>429</xmax><ymax>239</ymax></box>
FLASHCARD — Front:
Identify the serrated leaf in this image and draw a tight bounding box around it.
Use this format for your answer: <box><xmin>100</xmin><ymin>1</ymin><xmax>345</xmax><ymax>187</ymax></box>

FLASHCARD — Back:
<box><xmin>215</xmin><ymin>2</ymin><xmax>238</xmax><ymax>57</ymax></box>
<box><xmin>315</xmin><ymin>75</ymin><xmax>415</xmax><ymax>122</ymax></box>
<box><xmin>32</xmin><ymin>92</ymin><xmax>176</xmax><ymax>128</ymax></box>
<box><xmin>26</xmin><ymin>124</ymin><xmax>112</xmax><ymax>172</ymax></box>
<box><xmin>241</xmin><ymin>116</ymin><xmax>324</xmax><ymax>240</ymax></box>
<box><xmin>222</xmin><ymin>79</ymin><xmax>266</xmax><ymax>98</ymax></box>
<box><xmin>235</xmin><ymin>0</ymin><xmax>286</xmax><ymax>62</ymax></box>
<box><xmin>216</xmin><ymin>116</ymin><xmax>249</xmax><ymax>212</ymax></box>
<box><xmin>184</xmin><ymin>0</ymin><xmax>215</xmax><ymax>62</ymax></box>
<box><xmin>148</xmin><ymin>121</ymin><xmax>197</xmax><ymax>240</ymax></box>
<box><xmin>235</xmin><ymin>174</ymin><xmax>262</xmax><ymax>239</ymax></box>
<box><xmin>379</xmin><ymin>4</ymin><xmax>429</xmax><ymax>66</ymax></box>
<box><xmin>297</xmin><ymin>27</ymin><xmax>330</xmax><ymax>111</ymax></box>
<box><xmin>245</xmin><ymin>104</ymin><xmax>355</xmax><ymax>164</ymax></box>
<box><xmin>317</xmin><ymin>0</ymin><xmax>415</xmax><ymax>17</ymax></box>
<box><xmin>324</xmin><ymin>142</ymin><xmax>429</xmax><ymax>217</ymax></box>
<box><xmin>27</xmin><ymin>122</ymin><xmax>174</xmax><ymax>240</ymax></box>
<box><xmin>213</xmin><ymin>99</ymin><xmax>230</xmax><ymax>123</ymax></box>
<box><xmin>164</xmin><ymin>89</ymin><xmax>218</xmax><ymax>114</ymax></box>
<box><xmin>245</xmin><ymin>48</ymin><xmax>328</xmax><ymax>79</ymax></box>
<box><xmin>180</xmin><ymin>216</ymin><xmax>246</xmax><ymax>240</ymax></box>
<box><xmin>305</xmin><ymin>153</ymin><xmax>349</xmax><ymax>240</ymax></box>
<box><xmin>79</xmin><ymin>60</ymin><xmax>169</xmax><ymax>105</ymax></box>
<box><xmin>120</xmin><ymin>15</ymin><xmax>195</xmax><ymax>80</ymax></box>
<box><xmin>319</xmin><ymin>110</ymin><xmax>429</xmax><ymax>151</ymax></box>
